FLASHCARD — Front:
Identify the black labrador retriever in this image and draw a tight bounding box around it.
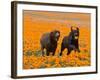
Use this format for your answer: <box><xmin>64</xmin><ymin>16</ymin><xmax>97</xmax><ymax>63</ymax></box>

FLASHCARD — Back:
<box><xmin>60</xmin><ymin>26</ymin><xmax>80</xmax><ymax>56</ymax></box>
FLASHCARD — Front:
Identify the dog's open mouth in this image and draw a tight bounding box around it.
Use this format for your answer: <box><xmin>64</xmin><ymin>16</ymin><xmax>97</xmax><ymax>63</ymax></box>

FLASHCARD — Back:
<box><xmin>75</xmin><ymin>36</ymin><xmax>78</xmax><ymax>39</ymax></box>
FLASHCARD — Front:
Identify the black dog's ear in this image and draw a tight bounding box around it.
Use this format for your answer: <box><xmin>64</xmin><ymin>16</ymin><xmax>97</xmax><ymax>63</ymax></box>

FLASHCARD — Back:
<box><xmin>77</xmin><ymin>27</ymin><xmax>79</xmax><ymax>32</ymax></box>
<box><xmin>71</xmin><ymin>26</ymin><xmax>73</xmax><ymax>32</ymax></box>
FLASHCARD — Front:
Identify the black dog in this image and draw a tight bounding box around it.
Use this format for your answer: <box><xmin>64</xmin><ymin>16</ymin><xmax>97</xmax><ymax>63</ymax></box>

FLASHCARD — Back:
<box><xmin>60</xmin><ymin>27</ymin><xmax>80</xmax><ymax>56</ymax></box>
<box><xmin>40</xmin><ymin>30</ymin><xmax>60</xmax><ymax>56</ymax></box>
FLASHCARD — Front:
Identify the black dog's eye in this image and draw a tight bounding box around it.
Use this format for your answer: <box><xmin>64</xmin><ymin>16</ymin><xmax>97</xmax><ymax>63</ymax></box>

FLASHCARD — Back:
<box><xmin>72</xmin><ymin>30</ymin><xmax>78</xmax><ymax>36</ymax></box>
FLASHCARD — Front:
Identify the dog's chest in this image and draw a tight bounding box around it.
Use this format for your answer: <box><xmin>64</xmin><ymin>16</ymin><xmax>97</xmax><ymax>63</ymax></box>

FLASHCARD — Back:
<box><xmin>71</xmin><ymin>39</ymin><xmax>78</xmax><ymax>45</ymax></box>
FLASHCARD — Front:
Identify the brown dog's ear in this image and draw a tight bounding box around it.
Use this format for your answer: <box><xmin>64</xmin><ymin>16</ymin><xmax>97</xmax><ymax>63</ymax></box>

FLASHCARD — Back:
<box><xmin>50</xmin><ymin>31</ymin><xmax>54</xmax><ymax>39</ymax></box>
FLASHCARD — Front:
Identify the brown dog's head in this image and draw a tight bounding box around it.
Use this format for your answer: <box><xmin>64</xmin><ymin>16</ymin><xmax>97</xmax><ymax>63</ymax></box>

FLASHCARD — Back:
<box><xmin>50</xmin><ymin>30</ymin><xmax>60</xmax><ymax>42</ymax></box>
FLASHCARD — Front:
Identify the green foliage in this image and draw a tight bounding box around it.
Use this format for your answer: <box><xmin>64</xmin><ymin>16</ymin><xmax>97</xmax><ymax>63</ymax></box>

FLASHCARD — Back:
<box><xmin>33</xmin><ymin>50</ymin><xmax>42</xmax><ymax>56</ymax></box>
<box><xmin>25</xmin><ymin>50</ymin><xmax>33</xmax><ymax>56</ymax></box>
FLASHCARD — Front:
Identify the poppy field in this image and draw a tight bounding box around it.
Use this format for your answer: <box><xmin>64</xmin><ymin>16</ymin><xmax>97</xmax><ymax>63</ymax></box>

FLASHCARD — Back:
<box><xmin>23</xmin><ymin>10</ymin><xmax>91</xmax><ymax>69</ymax></box>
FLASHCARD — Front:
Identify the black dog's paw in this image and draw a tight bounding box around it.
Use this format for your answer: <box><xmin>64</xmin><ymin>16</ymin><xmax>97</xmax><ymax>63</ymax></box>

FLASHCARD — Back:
<box><xmin>59</xmin><ymin>53</ymin><xmax>62</xmax><ymax>56</ymax></box>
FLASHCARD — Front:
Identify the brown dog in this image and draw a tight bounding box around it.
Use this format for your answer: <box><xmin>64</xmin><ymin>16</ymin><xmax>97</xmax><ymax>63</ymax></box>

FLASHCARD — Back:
<box><xmin>40</xmin><ymin>30</ymin><xmax>60</xmax><ymax>56</ymax></box>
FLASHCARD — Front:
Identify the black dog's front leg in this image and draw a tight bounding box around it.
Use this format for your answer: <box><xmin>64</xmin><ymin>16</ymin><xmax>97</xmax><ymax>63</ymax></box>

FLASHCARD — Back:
<box><xmin>77</xmin><ymin>43</ymin><xmax>80</xmax><ymax>52</ymax></box>
<box><xmin>75</xmin><ymin>42</ymin><xmax>80</xmax><ymax>53</ymax></box>
<box><xmin>46</xmin><ymin>50</ymin><xmax>49</xmax><ymax>56</ymax></box>
<box><xmin>52</xmin><ymin>51</ymin><xmax>55</xmax><ymax>56</ymax></box>
<box><xmin>52</xmin><ymin>48</ymin><xmax>56</xmax><ymax>56</ymax></box>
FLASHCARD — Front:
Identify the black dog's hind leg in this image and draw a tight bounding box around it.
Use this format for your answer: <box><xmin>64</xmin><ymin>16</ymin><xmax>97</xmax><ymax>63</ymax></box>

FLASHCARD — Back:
<box><xmin>77</xmin><ymin>46</ymin><xmax>80</xmax><ymax>53</ymax></box>
<box><xmin>67</xmin><ymin>48</ymin><xmax>72</xmax><ymax>55</ymax></box>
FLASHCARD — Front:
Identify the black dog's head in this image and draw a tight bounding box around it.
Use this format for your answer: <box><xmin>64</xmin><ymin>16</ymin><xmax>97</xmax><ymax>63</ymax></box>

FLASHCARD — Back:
<box><xmin>50</xmin><ymin>30</ymin><xmax>60</xmax><ymax>42</ymax></box>
<box><xmin>71</xmin><ymin>26</ymin><xmax>79</xmax><ymax>40</ymax></box>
